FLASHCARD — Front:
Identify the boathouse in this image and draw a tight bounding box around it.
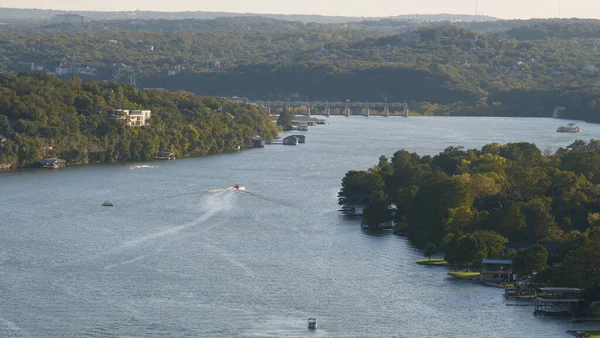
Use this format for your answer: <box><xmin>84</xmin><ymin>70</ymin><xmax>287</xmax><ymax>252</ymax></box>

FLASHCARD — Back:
<box><xmin>38</xmin><ymin>158</ymin><xmax>66</xmax><ymax>169</ymax></box>
<box><xmin>291</xmin><ymin>116</ymin><xmax>318</xmax><ymax>126</ymax></box>
<box><xmin>283</xmin><ymin>136</ymin><xmax>299</xmax><ymax>145</ymax></box>
<box><xmin>504</xmin><ymin>280</ymin><xmax>536</xmax><ymax>300</ymax></box>
<box><xmin>291</xmin><ymin>135</ymin><xmax>306</xmax><ymax>143</ymax></box>
<box><xmin>534</xmin><ymin>287</ymin><xmax>581</xmax><ymax>317</ymax></box>
<box><xmin>252</xmin><ymin>137</ymin><xmax>265</xmax><ymax>148</ymax></box>
<box><xmin>480</xmin><ymin>259</ymin><xmax>514</xmax><ymax>283</ymax></box>
<box><xmin>155</xmin><ymin>151</ymin><xmax>176</xmax><ymax>160</ymax></box>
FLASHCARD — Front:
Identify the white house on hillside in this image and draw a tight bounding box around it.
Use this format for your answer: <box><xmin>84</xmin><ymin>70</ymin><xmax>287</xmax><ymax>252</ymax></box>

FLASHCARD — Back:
<box><xmin>110</xmin><ymin>109</ymin><xmax>151</xmax><ymax>126</ymax></box>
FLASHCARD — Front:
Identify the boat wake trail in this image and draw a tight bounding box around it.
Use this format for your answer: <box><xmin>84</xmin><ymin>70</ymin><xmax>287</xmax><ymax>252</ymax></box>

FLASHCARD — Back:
<box><xmin>103</xmin><ymin>191</ymin><xmax>236</xmax><ymax>263</ymax></box>
<box><xmin>0</xmin><ymin>316</ymin><xmax>30</xmax><ymax>336</ymax></box>
<box><xmin>129</xmin><ymin>164</ymin><xmax>158</xmax><ymax>170</ymax></box>
<box><xmin>244</xmin><ymin>191</ymin><xmax>298</xmax><ymax>209</ymax></box>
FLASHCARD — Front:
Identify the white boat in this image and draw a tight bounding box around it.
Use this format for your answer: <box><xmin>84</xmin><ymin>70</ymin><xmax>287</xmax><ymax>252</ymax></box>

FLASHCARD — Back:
<box><xmin>556</xmin><ymin>123</ymin><xmax>580</xmax><ymax>133</ymax></box>
<box><xmin>308</xmin><ymin>318</ymin><xmax>317</xmax><ymax>330</ymax></box>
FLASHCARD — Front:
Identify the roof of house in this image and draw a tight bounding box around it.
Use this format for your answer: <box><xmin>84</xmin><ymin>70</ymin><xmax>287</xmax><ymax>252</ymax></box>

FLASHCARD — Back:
<box><xmin>539</xmin><ymin>287</ymin><xmax>581</xmax><ymax>292</ymax></box>
<box><xmin>482</xmin><ymin>259</ymin><xmax>513</xmax><ymax>265</ymax></box>
<box><xmin>506</xmin><ymin>242</ymin><xmax>562</xmax><ymax>252</ymax></box>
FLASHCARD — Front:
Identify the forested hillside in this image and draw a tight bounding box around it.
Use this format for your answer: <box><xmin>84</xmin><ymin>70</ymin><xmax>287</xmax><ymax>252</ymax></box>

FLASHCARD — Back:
<box><xmin>2</xmin><ymin>17</ymin><xmax>600</xmax><ymax>120</ymax></box>
<box><xmin>0</xmin><ymin>73</ymin><xmax>278</xmax><ymax>169</ymax></box>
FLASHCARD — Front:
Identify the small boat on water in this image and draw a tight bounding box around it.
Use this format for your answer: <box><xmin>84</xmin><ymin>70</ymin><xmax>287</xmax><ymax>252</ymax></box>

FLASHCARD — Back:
<box><xmin>557</xmin><ymin>123</ymin><xmax>581</xmax><ymax>133</ymax></box>
<box><xmin>102</xmin><ymin>200</ymin><xmax>113</xmax><ymax>207</ymax></box>
<box><xmin>308</xmin><ymin>318</ymin><xmax>317</xmax><ymax>330</ymax></box>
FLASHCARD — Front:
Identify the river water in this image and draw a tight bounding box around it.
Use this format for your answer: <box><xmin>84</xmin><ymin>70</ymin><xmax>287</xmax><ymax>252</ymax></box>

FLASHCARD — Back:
<box><xmin>1</xmin><ymin>116</ymin><xmax>599</xmax><ymax>337</ymax></box>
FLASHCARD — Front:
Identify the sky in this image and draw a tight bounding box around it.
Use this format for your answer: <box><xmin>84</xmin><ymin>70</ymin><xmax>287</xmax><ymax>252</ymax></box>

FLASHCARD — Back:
<box><xmin>3</xmin><ymin>0</ymin><xmax>600</xmax><ymax>20</ymax></box>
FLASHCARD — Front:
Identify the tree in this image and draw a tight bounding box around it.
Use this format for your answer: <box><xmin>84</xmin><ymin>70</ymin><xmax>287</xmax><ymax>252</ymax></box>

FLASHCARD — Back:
<box><xmin>444</xmin><ymin>205</ymin><xmax>475</xmax><ymax>234</ymax></box>
<box><xmin>514</xmin><ymin>244</ymin><xmax>549</xmax><ymax>276</ymax></box>
<box><xmin>424</xmin><ymin>242</ymin><xmax>437</xmax><ymax>260</ymax></box>
<box><xmin>361</xmin><ymin>190</ymin><xmax>393</xmax><ymax>230</ymax></box>
<box><xmin>561</xmin><ymin>239</ymin><xmax>600</xmax><ymax>293</ymax></box>
<box><xmin>338</xmin><ymin>170</ymin><xmax>384</xmax><ymax>206</ymax></box>
<box><xmin>520</xmin><ymin>197</ymin><xmax>559</xmax><ymax>241</ymax></box>
<box><xmin>472</xmin><ymin>230</ymin><xmax>508</xmax><ymax>259</ymax></box>
<box><xmin>482</xmin><ymin>203</ymin><xmax>528</xmax><ymax>241</ymax></box>
<box><xmin>443</xmin><ymin>233</ymin><xmax>487</xmax><ymax>268</ymax></box>
<box><xmin>276</xmin><ymin>107</ymin><xmax>293</xmax><ymax>130</ymax></box>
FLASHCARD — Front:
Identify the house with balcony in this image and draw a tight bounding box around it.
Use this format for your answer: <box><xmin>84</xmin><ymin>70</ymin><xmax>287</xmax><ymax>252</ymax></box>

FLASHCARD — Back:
<box><xmin>129</xmin><ymin>110</ymin><xmax>151</xmax><ymax>126</ymax></box>
<box><xmin>110</xmin><ymin>109</ymin><xmax>151</xmax><ymax>127</ymax></box>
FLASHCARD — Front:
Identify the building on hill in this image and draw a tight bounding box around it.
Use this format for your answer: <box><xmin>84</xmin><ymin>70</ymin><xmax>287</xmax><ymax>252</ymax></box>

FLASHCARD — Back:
<box><xmin>129</xmin><ymin>110</ymin><xmax>151</xmax><ymax>126</ymax></box>
<box><xmin>52</xmin><ymin>14</ymin><xmax>89</xmax><ymax>24</ymax></box>
<box><xmin>110</xmin><ymin>109</ymin><xmax>151</xmax><ymax>127</ymax></box>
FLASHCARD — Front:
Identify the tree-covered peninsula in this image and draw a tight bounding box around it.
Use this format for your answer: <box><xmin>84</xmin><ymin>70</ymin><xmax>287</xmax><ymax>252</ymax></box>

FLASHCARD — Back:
<box><xmin>339</xmin><ymin>142</ymin><xmax>600</xmax><ymax>298</ymax></box>
<box><xmin>0</xmin><ymin>73</ymin><xmax>278</xmax><ymax>169</ymax></box>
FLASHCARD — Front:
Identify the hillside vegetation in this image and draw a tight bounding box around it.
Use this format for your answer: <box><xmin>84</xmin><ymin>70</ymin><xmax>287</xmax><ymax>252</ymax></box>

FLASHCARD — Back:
<box><xmin>2</xmin><ymin>18</ymin><xmax>600</xmax><ymax>120</ymax></box>
<box><xmin>0</xmin><ymin>73</ymin><xmax>278</xmax><ymax>169</ymax></box>
<box><xmin>339</xmin><ymin>143</ymin><xmax>600</xmax><ymax>298</ymax></box>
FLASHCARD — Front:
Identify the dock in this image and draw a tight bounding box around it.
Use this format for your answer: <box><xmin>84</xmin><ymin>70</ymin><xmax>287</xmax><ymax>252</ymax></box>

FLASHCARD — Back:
<box><xmin>567</xmin><ymin>330</ymin><xmax>600</xmax><ymax>337</ymax></box>
<box><xmin>571</xmin><ymin>317</ymin><xmax>600</xmax><ymax>323</ymax></box>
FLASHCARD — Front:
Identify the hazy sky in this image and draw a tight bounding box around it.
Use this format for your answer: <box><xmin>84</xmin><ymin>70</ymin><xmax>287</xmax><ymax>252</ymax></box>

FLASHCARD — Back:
<box><xmin>4</xmin><ymin>0</ymin><xmax>600</xmax><ymax>19</ymax></box>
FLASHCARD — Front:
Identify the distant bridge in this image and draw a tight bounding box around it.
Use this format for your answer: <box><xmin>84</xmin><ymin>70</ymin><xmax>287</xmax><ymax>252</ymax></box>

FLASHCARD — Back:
<box><xmin>249</xmin><ymin>100</ymin><xmax>409</xmax><ymax>117</ymax></box>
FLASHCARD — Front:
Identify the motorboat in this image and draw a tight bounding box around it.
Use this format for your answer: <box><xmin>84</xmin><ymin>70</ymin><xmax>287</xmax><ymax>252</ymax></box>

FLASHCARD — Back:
<box><xmin>307</xmin><ymin>318</ymin><xmax>317</xmax><ymax>330</ymax></box>
<box><xmin>233</xmin><ymin>184</ymin><xmax>240</xmax><ymax>190</ymax></box>
<box><xmin>102</xmin><ymin>200</ymin><xmax>113</xmax><ymax>206</ymax></box>
<box><xmin>556</xmin><ymin>123</ymin><xmax>580</xmax><ymax>133</ymax></box>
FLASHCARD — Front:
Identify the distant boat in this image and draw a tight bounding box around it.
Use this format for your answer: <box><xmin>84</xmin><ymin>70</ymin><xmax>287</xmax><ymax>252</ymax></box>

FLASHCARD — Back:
<box><xmin>227</xmin><ymin>185</ymin><xmax>246</xmax><ymax>192</ymax></box>
<box><xmin>102</xmin><ymin>200</ymin><xmax>113</xmax><ymax>206</ymax></box>
<box><xmin>557</xmin><ymin>123</ymin><xmax>580</xmax><ymax>133</ymax></box>
<box><xmin>308</xmin><ymin>318</ymin><xmax>317</xmax><ymax>330</ymax></box>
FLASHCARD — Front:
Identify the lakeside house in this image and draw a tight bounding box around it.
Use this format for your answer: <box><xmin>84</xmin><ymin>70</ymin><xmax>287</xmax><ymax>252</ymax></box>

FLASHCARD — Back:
<box><xmin>110</xmin><ymin>109</ymin><xmax>151</xmax><ymax>126</ymax></box>
<box><xmin>38</xmin><ymin>158</ymin><xmax>66</xmax><ymax>169</ymax></box>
